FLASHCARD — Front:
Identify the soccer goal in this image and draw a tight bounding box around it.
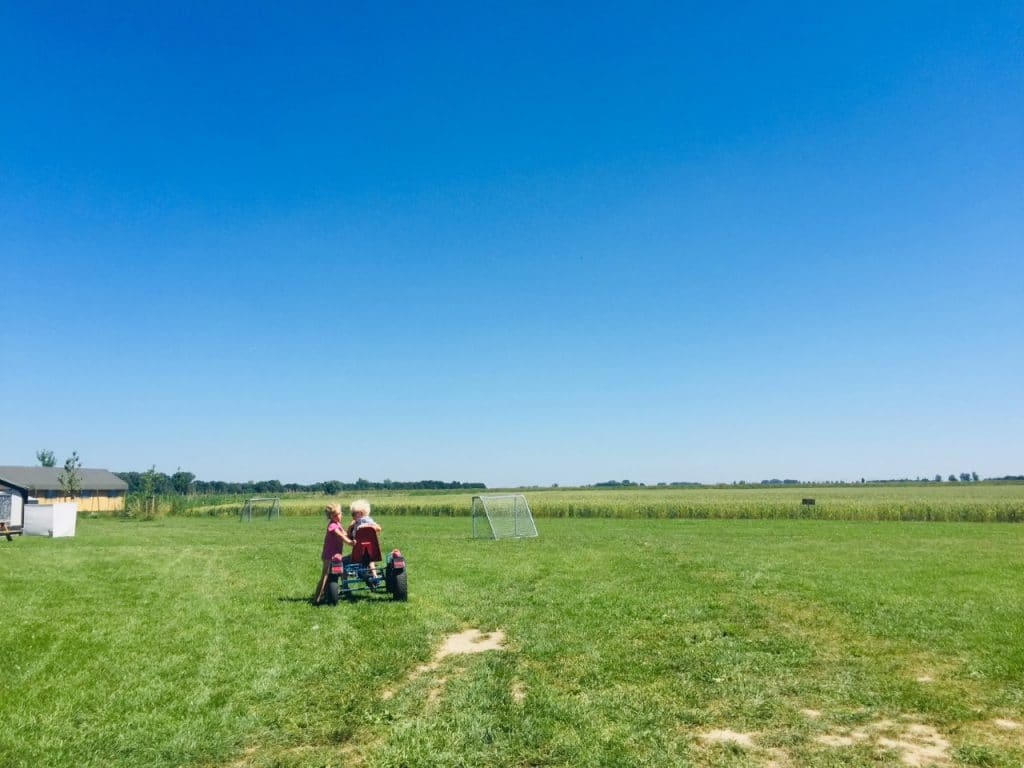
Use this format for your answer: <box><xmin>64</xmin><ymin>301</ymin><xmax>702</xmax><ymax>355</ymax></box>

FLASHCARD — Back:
<box><xmin>471</xmin><ymin>494</ymin><xmax>538</xmax><ymax>539</ymax></box>
<box><xmin>240</xmin><ymin>497</ymin><xmax>281</xmax><ymax>521</ymax></box>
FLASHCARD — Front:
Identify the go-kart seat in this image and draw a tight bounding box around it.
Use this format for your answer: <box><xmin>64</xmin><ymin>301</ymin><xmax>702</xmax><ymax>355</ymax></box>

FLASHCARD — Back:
<box><xmin>350</xmin><ymin>526</ymin><xmax>382</xmax><ymax>567</ymax></box>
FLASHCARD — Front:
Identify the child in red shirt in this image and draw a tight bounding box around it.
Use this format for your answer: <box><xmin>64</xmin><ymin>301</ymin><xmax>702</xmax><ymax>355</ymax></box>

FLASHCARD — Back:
<box><xmin>314</xmin><ymin>503</ymin><xmax>353</xmax><ymax>604</ymax></box>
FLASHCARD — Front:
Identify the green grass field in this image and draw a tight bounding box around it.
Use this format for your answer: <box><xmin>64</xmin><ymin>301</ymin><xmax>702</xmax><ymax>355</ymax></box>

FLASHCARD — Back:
<box><xmin>2</xmin><ymin>516</ymin><xmax>1022</xmax><ymax>767</ymax></box>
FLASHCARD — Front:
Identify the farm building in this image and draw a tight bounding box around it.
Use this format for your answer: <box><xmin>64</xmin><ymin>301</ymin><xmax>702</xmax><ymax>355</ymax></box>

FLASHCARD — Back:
<box><xmin>0</xmin><ymin>466</ymin><xmax>129</xmax><ymax>512</ymax></box>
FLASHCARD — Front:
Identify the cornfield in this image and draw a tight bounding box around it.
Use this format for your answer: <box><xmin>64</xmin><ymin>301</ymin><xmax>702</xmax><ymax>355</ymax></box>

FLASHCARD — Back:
<box><xmin>127</xmin><ymin>483</ymin><xmax>1024</xmax><ymax>523</ymax></box>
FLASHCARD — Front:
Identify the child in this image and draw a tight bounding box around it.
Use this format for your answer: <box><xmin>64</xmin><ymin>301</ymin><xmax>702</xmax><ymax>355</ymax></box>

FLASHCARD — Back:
<box><xmin>314</xmin><ymin>503</ymin><xmax>353</xmax><ymax>604</ymax></box>
<box><xmin>347</xmin><ymin>498</ymin><xmax>379</xmax><ymax>534</ymax></box>
<box><xmin>346</xmin><ymin>498</ymin><xmax>382</xmax><ymax>581</ymax></box>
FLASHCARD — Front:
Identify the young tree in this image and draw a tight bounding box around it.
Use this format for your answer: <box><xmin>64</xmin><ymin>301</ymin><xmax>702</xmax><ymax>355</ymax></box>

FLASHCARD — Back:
<box><xmin>36</xmin><ymin>449</ymin><xmax>57</xmax><ymax>467</ymax></box>
<box><xmin>171</xmin><ymin>469</ymin><xmax>195</xmax><ymax>495</ymax></box>
<box><xmin>58</xmin><ymin>452</ymin><xmax>83</xmax><ymax>500</ymax></box>
<box><xmin>137</xmin><ymin>465</ymin><xmax>159</xmax><ymax>518</ymax></box>
<box><xmin>971</xmin><ymin>471</ymin><xmax>979</xmax><ymax>482</ymax></box>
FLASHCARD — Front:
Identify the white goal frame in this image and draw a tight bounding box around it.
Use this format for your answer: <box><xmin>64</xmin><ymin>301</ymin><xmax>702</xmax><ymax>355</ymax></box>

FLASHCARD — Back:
<box><xmin>471</xmin><ymin>494</ymin><xmax>538</xmax><ymax>539</ymax></box>
<box><xmin>240</xmin><ymin>497</ymin><xmax>281</xmax><ymax>521</ymax></box>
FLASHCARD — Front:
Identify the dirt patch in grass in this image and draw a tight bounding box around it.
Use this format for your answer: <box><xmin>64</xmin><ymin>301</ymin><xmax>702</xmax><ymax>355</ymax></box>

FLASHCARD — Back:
<box><xmin>436</xmin><ymin>628</ymin><xmax>506</xmax><ymax>657</ymax></box>
<box><xmin>877</xmin><ymin>723</ymin><xmax>950</xmax><ymax>766</ymax></box>
<box><xmin>695</xmin><ymin>729</ymin><xmax>804</xmax><ymax>766</ymax></box>
<box><xmin>993</xmin><ymin>718</ymin><xmax>1021</xmax><ymax>730</ymax></box>
<box><xmin>227</xmin><ymin>630</ymin><xmax>509</xmax><ymax>766</ymax></box>
<box><xmin>815</xmin><ymin>719</ymin><xmax>950</xmax><ymax>766</ymax></box>
<box><xmin>816</xmin><ymin>733</ymin><xmax>862</xmax><ymax>747</ymax></box>
<box><xmin>511</xmin><ymin>678</ymin><xmax>526</xmax><ymax>703</ymax></box>
<box><xmin>699</xmin><ymin>729</ymin><xmax>757</xmax><ymax>748</ymax></box>
<box><xmin>425</xmin><ymin>675</ymin><xmax>447</xmax><ymax>705</ymax></box>
<box><xmin>382</xmin><ymin>628</ymin><xmax>507</xmax><ymax>701</ymax></box>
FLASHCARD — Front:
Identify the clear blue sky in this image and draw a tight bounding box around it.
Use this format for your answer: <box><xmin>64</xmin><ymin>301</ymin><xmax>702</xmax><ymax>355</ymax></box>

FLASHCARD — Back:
<box><xmin>2</xmin><ymin>3</ymin><xmax>1021</xmax><ymax>487</ymax></box>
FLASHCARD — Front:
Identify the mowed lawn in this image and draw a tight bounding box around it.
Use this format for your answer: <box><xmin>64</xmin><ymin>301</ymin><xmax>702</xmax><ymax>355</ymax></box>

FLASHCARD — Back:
<box><xmin>1</xmin><ymin>517</ymin><xmax>1022</xmax><ymax>767</ymax></box>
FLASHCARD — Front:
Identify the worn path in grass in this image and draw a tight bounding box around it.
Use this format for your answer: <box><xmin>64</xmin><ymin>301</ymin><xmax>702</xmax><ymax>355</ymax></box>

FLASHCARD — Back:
<box><xmin>1</xmin><ymin>516</ymin><xmax>1021</xmax><ymax>767</ymax></box>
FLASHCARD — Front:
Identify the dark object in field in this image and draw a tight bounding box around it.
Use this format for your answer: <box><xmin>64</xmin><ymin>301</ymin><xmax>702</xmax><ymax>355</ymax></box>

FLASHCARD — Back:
<box><xmin>802</xmin><ymin>498</ymin><xmax>815</xmax><ymax>505</ymax></box>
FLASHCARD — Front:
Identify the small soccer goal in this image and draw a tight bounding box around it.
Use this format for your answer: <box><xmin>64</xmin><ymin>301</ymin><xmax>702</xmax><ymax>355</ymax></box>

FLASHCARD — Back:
<box><xmin>240</xmin><ymin>497</ymin><xmax>281</xmax><ymax>521</ymax></box>
<box><xmin>471</xmin><ymin>494</ymin><xmax>538</xmax><ymax>539</ymax></box>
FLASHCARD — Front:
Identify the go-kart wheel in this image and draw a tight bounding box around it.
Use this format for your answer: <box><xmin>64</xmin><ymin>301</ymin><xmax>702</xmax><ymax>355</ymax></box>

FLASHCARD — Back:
<box><xmin>391</xmin><ymin>569</ymin><xmax>408</xmax><ymax>601</ymax></box>
<box><xmin>325</xmin><ymin>580</ymin><xmax>340</xmax><ymax>606</ymax></box>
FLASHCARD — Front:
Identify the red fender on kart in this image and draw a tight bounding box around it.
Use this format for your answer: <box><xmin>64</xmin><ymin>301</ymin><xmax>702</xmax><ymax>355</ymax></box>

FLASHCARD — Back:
<box><xmin>388</xmin><ymin>548</ymin><xmax>405</xmax><ymax>570</ymax></box>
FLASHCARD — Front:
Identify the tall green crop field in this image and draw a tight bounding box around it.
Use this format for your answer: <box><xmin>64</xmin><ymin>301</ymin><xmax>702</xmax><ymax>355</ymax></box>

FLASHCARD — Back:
<box><xmin>168</xmin><ymin>481</ymin><xmax>1024</xmax><ymax>522</ymax></box>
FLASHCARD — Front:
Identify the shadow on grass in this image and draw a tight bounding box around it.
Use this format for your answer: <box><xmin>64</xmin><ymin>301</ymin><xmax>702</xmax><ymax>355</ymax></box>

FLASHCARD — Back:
<box><xmin>276</xmin><ymin>594</ymin><xmax>402</xmax><ymax>608</ymax></box>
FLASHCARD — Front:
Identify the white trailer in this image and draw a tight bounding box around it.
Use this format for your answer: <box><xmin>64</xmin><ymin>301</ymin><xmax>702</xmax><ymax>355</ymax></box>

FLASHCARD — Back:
<box><xmin>0</xmin><ymin>490</ymin><xmax>23</xmax><ymax>539</ymax></box>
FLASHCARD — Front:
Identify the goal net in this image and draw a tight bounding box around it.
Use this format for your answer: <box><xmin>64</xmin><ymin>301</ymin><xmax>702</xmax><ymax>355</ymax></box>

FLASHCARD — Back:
<box><xmin>240</xmin><ymin>497</ymin><xmax>281</xmax><ymax>521</ymax></box>
<box><xmin>471</xmin><ymin>494</ymin><xmax>538</xmax><ymax>539</ymax></box>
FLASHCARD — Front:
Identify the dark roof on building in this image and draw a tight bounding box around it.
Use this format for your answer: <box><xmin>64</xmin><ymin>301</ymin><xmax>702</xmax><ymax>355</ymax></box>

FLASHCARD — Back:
<box><xmin>0</xmin><ymin>466</ymin><xmax>129</xmax><ymax>493</ymax></box>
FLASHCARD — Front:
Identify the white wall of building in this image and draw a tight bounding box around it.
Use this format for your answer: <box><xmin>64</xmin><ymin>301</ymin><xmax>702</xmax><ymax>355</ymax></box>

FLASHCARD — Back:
<box><xmin>23</xmin><ymin>502</ymin><xmax>77</xmax><ymax>537</ymax></box>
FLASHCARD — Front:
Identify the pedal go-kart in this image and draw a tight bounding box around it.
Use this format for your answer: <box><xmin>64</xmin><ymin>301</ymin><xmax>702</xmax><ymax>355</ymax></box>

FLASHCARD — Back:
<box><xmin>323</xmin><ymin>526</ymin><xmax>407</xmax><ymax>604</ymax></box>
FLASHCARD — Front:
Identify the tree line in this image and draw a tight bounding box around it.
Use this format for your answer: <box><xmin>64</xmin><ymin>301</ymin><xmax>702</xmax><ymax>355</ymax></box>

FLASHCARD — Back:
<box><xmin>114</xmin><ymin>470</ymin><xmax>486</xmax><ymax>496</ymax></box>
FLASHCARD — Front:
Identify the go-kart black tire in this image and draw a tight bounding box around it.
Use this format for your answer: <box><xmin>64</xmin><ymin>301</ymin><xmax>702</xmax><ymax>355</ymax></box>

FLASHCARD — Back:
<box><xmin>391</xmin><ymin>570</ymin><xmax>408</xmax><ymax>601</ymax></box>
<box><xmin>325</xmin><ymin>580</ymin><xmax>339</xmax><ymax>606</ymax></box>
